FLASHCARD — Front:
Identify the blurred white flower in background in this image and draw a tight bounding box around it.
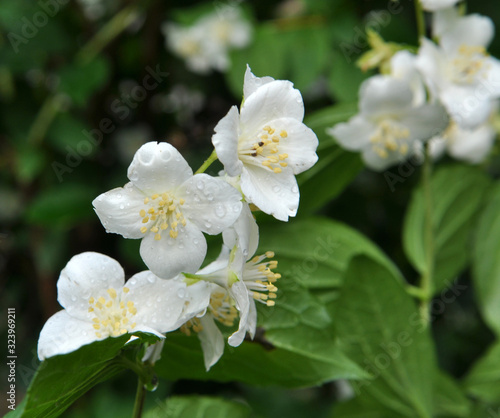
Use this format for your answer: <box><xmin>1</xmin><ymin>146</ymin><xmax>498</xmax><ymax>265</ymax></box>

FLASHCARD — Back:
<box><xmin>162</xmin><ymin>5</ymin><xmax>252</xmax><ymax>74</ymax></box>
<box><xmin>419</xmin><ymin>0</ymin><xmax>459</xmax><ymax>12</ymax></box>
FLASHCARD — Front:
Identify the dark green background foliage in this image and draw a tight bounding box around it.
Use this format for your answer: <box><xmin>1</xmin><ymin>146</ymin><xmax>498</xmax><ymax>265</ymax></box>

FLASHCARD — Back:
<box><xmin>2</xmin><ymin>0</ymin><xmax>500</xmax><ymax>417</ymax></box>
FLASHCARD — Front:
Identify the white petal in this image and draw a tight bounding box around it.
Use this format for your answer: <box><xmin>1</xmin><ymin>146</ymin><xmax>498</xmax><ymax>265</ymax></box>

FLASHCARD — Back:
<box><xmin>198</xmin><ymin>315</ymin><xmax>225</xmax><ymax>370</ymax></box>
<box><xmin>267</xmin><ymin>117</ymin><xmax>318</xmax><ymax>175</ymax></box>
<box><xmin>182</xmin><ymin>280</ymin><xmax>213</xmax><ymax>320</ymax></box>
<box><xmin>139</xmin><ymin>223</ymin><xmax>207</xmax><ymax>278</ymax></box>
<box><xmin>92</xmin><ymin>184</ymin><xmax>146</xmax><ymax>239</ymax></box>
<box><xmin>228</xmin><ymin>280</ymin><xmax>251</xmax><ymax>347</ymax></box>
<box><xmin>441</xmin><ymin>14</ymin><xmax>494</xmax><ymax>53</ymax></box>
<box><xmin>440</xmin><ymin>85</ymin><xmax>493</xmax><ymax>129</ymax></box>
<box><xmin>180</xmin><ymin>174</ymin><xmax>242</xmax><ymax>235</ymax></box>
<box><xmin>197</xmin><ymin>245</ymin><xmax>230</xmax><ymax>275</ymax></box>
<box><xmin>359</xmin><ymin>75</ymin><xmax>414</xmax><ymax>117</ymax></box>
<box><xmin>327</xmin><ymin>115</ymin><xmax>375</xmax><ymax>151</ymax></box>
<box><xmin>126</xmin><ymin>271</ymin><xmax>189</xmax><ymax>333</ymax></box>
<box><xmin>57</xmin><ymin>252</ymin><xmax>124</xmax><ymax>320</ymax></box>
<box><xmin>141</xmin><ymin>340</ymin><xmax>165</xmax><ymax>364</ymax></box>
<box><xmin>432</xmin><ymin>6</ymin><xmax>459</xmax><ymax>38</ymax></box>
<box><xmin>400</xmin><ymin>103</ymin><xmax>450</xmax><ymax>142</ymax></box>
<box><xmin>421</xmin><ymin>0</ymin><xmax>459</xmax><ymax>12</ymax></box>
<box><xmin>361</xmin><ymin>146</ymin><xmax>403</xmax><ymax>171</ymax></box>
<box><xmin>416</xmin><ymin>38</ymin><xmax>448</xmax><ymax>99</ymax></box>
<box><xmin>240</xmin><ymin>80</ymin><xmax>304</xmax><ymax>134</ymax></box>
<box><xmin>212</xmin><ymin>106</ymin><xmax>243</xmax><ymax>177</ymax></box>
<box><xmin>243</xmin><ymin>65</ymin><xmax>275</xmax><ymax>99</ymax></box>
<box><xmin>127</xmin><ymin>142</ymin><xmax>193</xmax><ymax>194</ymax></box>
<box><xmin>222</xmin><ymin>203</ymin><xmax>259</xmax><ymax>260</ymax></box>
<box><xmin>240</xmin><ymin>166</ymin><xmax>299</xmax><ymax>221</ymax></box>
<box><xmin>448</xmin><ymin>123</ymin><xmax>496</xmax><ymax>163</ymax></box>
<box><xmin>37</xmin><ymin>310</ymin><xmax>99</xmax><ymax>360</ymax></box>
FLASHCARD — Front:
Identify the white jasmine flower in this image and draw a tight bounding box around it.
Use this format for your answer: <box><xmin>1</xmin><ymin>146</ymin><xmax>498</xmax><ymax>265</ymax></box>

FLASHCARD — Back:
<box><xmin>37</xmin><ymin>252</ymin><xmax>211</xmax><ymax>360</ymax></box>
<box><xmin>390</xmin><ymin>50</ymin><xmax>426</xmax><ymax>106</ymax></box>
<box><xmin>92</xmin><ymin>141</ymin><xmax>242</xmax><ymax>279</ymax></box>
<box><xmin>328</xmin><ymin>75</ymin><xmax>449</xmax><ymax>170</ymax></box>
<box><xmin>212</xmin><ymin>67</ymin><xmax>319</xmax><ymax>221</ymax></box>
<box><xmin>416</xmin><ymin>9</ymin><xmax>500</xmax><ymax>128</ymax></box>
<box><xmin>162</xmin><ymin>6</ymin><xmax>251</xmax><ymax>74</ymax></box>
<box><xmin>429</xmin><ymin>119</ymin><xmax>497</xmax><ymax>164</ymax></box>
<box><xmin>420</xmin><ymin>0</ymin><xmax>459</xmax><ymax>12</ymax></box>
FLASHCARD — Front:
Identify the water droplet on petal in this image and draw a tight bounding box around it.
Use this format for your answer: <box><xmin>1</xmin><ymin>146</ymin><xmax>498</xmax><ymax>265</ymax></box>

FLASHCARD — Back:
<box><xmin>71</xmin><ymin>295</ymin><xmax>77</xmax><ymax>302</ymax></box>
<box><xmin>272</xmin><ymin>185</ymin><xmax>281</xmax><ymax>193</ymax></box>
<box><xmin>196</xmin><ymin>181</ymin><xmax>204</xmax><ymax>190</ymax></box>
<box><xmin>119</xmin><ymin>204</ymin><xmax>125</xmax><ymax>209</ymax></box>
<box><xmin>156</xmin><ymin>296</ymin><xmax>162</xmax><ymax>303</ymax></box>
<box><xmin>147</xmin><ymin>275</ymin><xmax>156</xmax><ymax>283</ymax></box>
<box><xmin>177</xmin><ymin>288</ymin><xmax>186</xmax><ymax>298</ymax></box>
<box><xmin>116</xmin><ymin>193</ymin><xmax>122</xmax><ymax>199</ymax></box>
<box><xmin>205</xmin><ymin>221</ymin><xmax>212</xmax><ymax>229</ymax></box>
<box><xmin>129</xmin><ymin>278</ymin><xmax>137</xmax><ymax>285</ymax></box>
<box><xmin>215</xmin><ymin>205</ymin><xmax>226</xmax><ymax>218</ymax></box>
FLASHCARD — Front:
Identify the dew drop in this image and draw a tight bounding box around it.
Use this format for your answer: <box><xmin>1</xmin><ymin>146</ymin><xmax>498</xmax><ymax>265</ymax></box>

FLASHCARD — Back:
<box><xmin>206</xmin><ymin>193</ymin><xmax>214</xmax><ymax>201</ymax></box>
<box><xmin>129</xmin><ymin>278</ymin><xmax>137</xmax><ymax>285</ymax></box>
<box><xmin>177</xmin><ymin>288</ymin><xmax>186</xmax><ymax>298</ymax></box>
<box><xmin>119</xmin><ymin>204</ymin><xmax>125</xmax><ymax>210</ymax></box>
<box><xmin>215</xmin><ymin>205</ymin><xmax>226</xmax><ymax>218</ymax></box>
<box><xmin>117</xmin><ymin>193</ymin><xmax>122</xmax><ymax>199</ymax></box>
<box><xmin>233</xmin><ymin>204</ymin><xmax>240</xmax><ymax>212</ymax></box>
<box><xmin>272</xmin><ymin>185</ymin><xmax>281</xmax><ymax>193</ymax></box>
<box><xmin>147</xmin><ymin>275</ymin><xmax>156</xmax><ymax>283</ymax></box>
<box><xmin>205</xmin><ymin>221</ymin><xmax>212</xmax><ymax>229</ymax></box>
<box><xmin>193</xmin><ymin>239</ymin><xmax>199</xmax><ymax>245</ymax></box>
<box><xmin>156</xmin><ymin>296</ymin><xmax>162</xmax><ymax>303</ymax></box>
<box><xmin>71</xmin><ymin>295</ymin><xmax>77</xmax><ymax>302</ymax></box>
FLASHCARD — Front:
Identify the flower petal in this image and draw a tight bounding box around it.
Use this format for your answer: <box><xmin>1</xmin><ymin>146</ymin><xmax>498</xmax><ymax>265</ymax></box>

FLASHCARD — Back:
<box><xmin>240</xmin><ymin>80</ymin><xmax>304</xmax><ymax>134</ymax></box>
<box><xmin>92</xmin><ymin>183</ymin><xmax>147</xmax><ymax>239</ymax></box>
<box><xmin>400</xmin><ymin>103</ymin><xmax>450</xmax><ymax>142</ymax></box>
<box><xmin>327</xmin><ymin>115</ymin><xmax>375</xmax><ymax>151</ymax></box>
<box><xmin>212</xmin><ymin>106</ymin><xmax>243</xmax><ymax>177</ymax></box>
<box><xmin>243</xmin><ymin>65</ymin><xmax>275</xmax><ymax>99</ymax></box>
<box><xmin>448</xmin><ymin>123</ymin><xmax>496</xmax><ymax>163</ymax></box>
<box><xmin>139</xmin><ymin>223</ymin><xmax>207</xmax><ymax>278</ymax></box>
<box><xmin>57</xmin><ymin>252</ymin><xmax>125</xmax><ymax>319</ymax></box>
<box><xmin>37</xmin><ymin>310</ymin><xmax>99</xmax><ymax>360</ymax></box>
<box><xmin>126</xmin><ymin>271</ymin><xmax>190</xmax><ymax>333</ymax></box>
<box><xmin>266</xmin><ymin>117</ymin><xmax>318</xmax><ymax>175</ymax></box>
<box><xmin>127</xmin><ymin>142</ymin><xmax>193</xmax><ymax>194</ymax></box>
<box><xmin>180</xmin><ymin>173</ymin><xmax>242</xmax><ymax>235</ymax></box>
<box><xmin>222</xmin><ymin>203</ymin><xmax>259</xmax><ymax>260</ymax></box>
<box><xmin>440</xmin><ymin>14</ymin><xmax>494</xmax><ymax>53</ymax></box>
<box><xmin>359</xmin><ymin>75</ymin><xmax>414</xmax><ymax>117</ymax></box>
<box><xmin>228</xmin><ymin>280</ymin><xmax>251</xmax><ymax>347</ymax></box>
<box><xmin>198</xmin><ymin>315</ymin><xmax>225</xmax><ymax>370</ymax></box>
<box><xmin>240</xmin><ymin>166</ymin><xmax>299</xmax><ymax>221</ymax></box>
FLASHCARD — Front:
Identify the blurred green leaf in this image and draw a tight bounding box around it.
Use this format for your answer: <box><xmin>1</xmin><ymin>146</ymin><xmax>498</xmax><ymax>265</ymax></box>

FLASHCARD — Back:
<box><xmin>59</xmin><ymin>57</ymin><xmax>111</xmax><ymax>107</ymax></box>
<box><xmin>156</xmin><ymin>332</ymin><xmax>365</xmax><ymax>388</ymax></box>
<box><xmin>26</xmin><ymin>183</ymin><xmax>98</xmax><ymax>228</ymax></box>
<box><xmin>463</xmin><ymin>340</ymin><xmax>500</xmax><ymax>404</ymax></box>
<box><xmin>47</xmin><ymin>113</ymin><xmax>92</xmax><ymax>154</ymax></box>
<box><xmin>7</xmin><ymin>335</ymin><xmax>134</xmax><ymax>418</ymax></box>
<box><xmin>472</xmin><ymin>182</ymin><xmax>500</xmax><ymax>336</ymax></box>
<box><xmin>404</xmin><ymin>164</ymin><xmax>490</xmax><ymax>295</ymax></box>
<box><xmin>15</xmin><ymin>145</ymin><xmax>46</xmax><ymax>183</ymax></box>
<box><xmin>334</xmin><ymin>256</ymin><xmax>436</xmax><ymax>417</ymax></box>
<box><xmin>328</xmin><ymin>48</ymin><xmax>369</xmax><ymax>102</ymax></box>
<box><xmin>433</xmin><ymin>371</ymin><xmax>472</xmax><ymax>417</ymax></box>
<box><xmin>144</xmin><ymin>395</ymin><xmax>251</xmax><ymax>418</ymax></box>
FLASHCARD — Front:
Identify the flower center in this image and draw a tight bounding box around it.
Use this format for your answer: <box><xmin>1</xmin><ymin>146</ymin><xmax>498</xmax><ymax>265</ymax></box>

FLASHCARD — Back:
<box><xmin>179</xmin><ymin>38</ymin><xmax>202</xmax><ymax>57</ymax></box>
<box><xmin>139</xmin><ymin>192</ymin><xmax>186</xmax><ymax>240</ymax></box>
<box><xmin>239</xmin><ymin>125</ymin><xmax>289</xmax><ymax>173</ymax></box>
<box><xmin>88</xmin><ymin>287</ymin><xmax>137</xmax><ymax>338</ymax></box>
<box><xmin>369</xmin><ymin>119</ymin><xmax>410</xmax><ymax>159</ymax></box>
<box><xmin>243</xmin><ymin>251</ymin><xmax>280</xmax><ymax>307</ymax></box>
<box><xmin>450</xmin><ymin>44</ymin><xmax>489</xmax><ymax>84</ymax></box>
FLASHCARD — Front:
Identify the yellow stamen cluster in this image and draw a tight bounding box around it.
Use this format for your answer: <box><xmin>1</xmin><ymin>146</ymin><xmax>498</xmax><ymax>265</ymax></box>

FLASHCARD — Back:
<box><xmin>369</xmin><ymin>120</ymin><xmax>410</xmax><ymax>159</ymax></box>
<box><xmin>209</xmin><ymin>291</ymin><xmax>238</xmax><ymax>327</ymax></box>
<box><xmin>139</xmin><ymin>193</ymin><xmax>186</xmax><ymax>240</ymax></box>
<box><xmin>244</xmin><ymin>251</ymin><xmax>280</xmax><ymax>307</ymax></box>
<box><xmin>180</xmin><ymin>317</ymin><xmax>203</xmax><ymax>336</ymax></box>
<box><xmin>88</xmin><ymin>287</ymin><xmax>137</xmax><ymax>338</ymax></box>
<box><xmin>241</xmin><ymin>125</ymin><xmax>289</xmax><ymax>174</ymax></box>
<box><xmin>451</xmin><ymin>44</ymin><xmax>489</xmax><ymax>84</ymax></box>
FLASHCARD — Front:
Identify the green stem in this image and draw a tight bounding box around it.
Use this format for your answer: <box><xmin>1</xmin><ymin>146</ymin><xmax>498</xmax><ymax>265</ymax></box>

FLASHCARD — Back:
<box><xmin>419</xmin><ymin>143</ymin><xmax>435</xmax><ymax>325</ymax></box>
<box><xmin>414</xmin><ymin>0</ymin><xmax>426</xmax><ymax>40</ymax></box>
<box><xmin>26</xmin><ymin>93</ymin><xmax>65</xmax><ymax>146</ymax></box>
<box><xmin>76</xmin><ymin>5</ymin><xmax>141</xmax><ymax>64</ymax></box>
<box><xmin>195</xmin><ymin>150</ymin><xmax>218</xmax><ymax>174</ymax></box>
<box><xmin>132</xmin><ymin>376</ymin><xmax>146</xmax><ymax>418</ymax></box>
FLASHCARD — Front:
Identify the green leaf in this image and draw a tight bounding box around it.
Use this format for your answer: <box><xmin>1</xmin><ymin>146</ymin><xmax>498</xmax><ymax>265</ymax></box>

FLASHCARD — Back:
<box><xmin>328</xmin><ymin>48</ymin><xmax>369</xmax><ymax>102</ymax></box>
<box><xmin>144</xmin><ymin>395</ymin><xmax>251</xmax><ymax>418</ymax></box>
<box><xmin>26</xmin><ymin>183</ymin><xmax>98</xmax><ymax>228</ymax></box>
<box><xmin>433</xmin><ymin>371</ymin><xmax>472</xmax><ymax>417</ymax></box>
<box><xmin>403</xmin><ymin>164</ymin><xmax>490</xmax><ymax>294</ymax></box>
<box><xmin>463</xmin><ymin>340</ymin><xmax>500</xmax><ymax>404</ymax></box>
<box><xmin>258</xmin><ymin>217</ymin><xmax>401</xmax><ymax>289</ymax></box>
<box><xmin>472</xmin><ymin>182</ymin><xmax>500</xmax><ymax>335</ymax></box>
<box><xmin>47</xmin><ymin>113</ymin><xmax>92</xmax><ymax>154</ymax></box>
<box><xmin>7</xmin><ymin>336</ymin><xmax>134</xmax><ymax>418</ymax></box>
<box><xmin>156</xmin><ymin>333</ymin><xmax>364</xmax><ymax>388</ymax></box>
<box><xmin>334</xmin><ymin>256</ymin><xmax>436</xmax><ymax>417</ymax></box>
<box><xmin>58</xmin><ymin>57</ymin><xmax>111</xmax><ymax>107</ymax></box>
<box><xmin>15</xmin><ymin>146</ymin><xmax>47</xmax><ymax>184</ymax></box>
